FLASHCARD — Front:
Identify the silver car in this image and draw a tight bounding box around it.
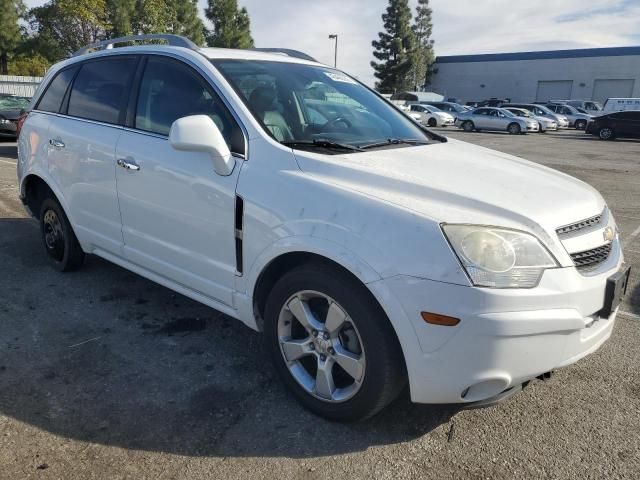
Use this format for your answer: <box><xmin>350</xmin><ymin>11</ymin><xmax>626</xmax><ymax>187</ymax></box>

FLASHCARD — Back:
<box><xmin>455</xmin><ymin>107</ymin><xmax>539</xmax><ymax>134</ymax></box>
<box><xmin>503</xmin><ymin>103</ymin><xmax>570</xmax><ymax>129</ymax></box>
<box><xmin>545</xmin><ymin>103</ymin><xmax>592</xmax><ymax>130</ymax></box>
<box><xmin>504</xmin><ymin>107</ymin><xmax>557</xmax><ymax>133</ymax></box>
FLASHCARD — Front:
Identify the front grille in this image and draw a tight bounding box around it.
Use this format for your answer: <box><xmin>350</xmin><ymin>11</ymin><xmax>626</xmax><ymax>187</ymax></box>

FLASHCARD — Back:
<box><xmin>556</xmin><ymin>211</ymin><xmax>604</xmax><ymax>237</ymax></box>
<box><xmin>570</xmin><ymin>243</ymin><xmax>612</xmax><ymax>269</ymax></box>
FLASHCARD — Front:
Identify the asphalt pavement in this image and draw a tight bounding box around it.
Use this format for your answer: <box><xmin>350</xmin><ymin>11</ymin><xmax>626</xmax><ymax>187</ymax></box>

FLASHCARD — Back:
<box><xmin>0</xmin><ymin>130</ymin><xmax>638</xmax><ymax>479</ymax></box>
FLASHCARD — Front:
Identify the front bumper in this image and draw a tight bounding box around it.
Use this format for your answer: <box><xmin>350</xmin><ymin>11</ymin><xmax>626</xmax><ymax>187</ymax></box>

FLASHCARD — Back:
<box><xmin>0</xmin><ymin>120</ymin><xmax>17</xmax><ymax>138</ymax></box>
<box><xmin>370</xmin><ymin>256</ymin><xmax>624</xmax><ymax>405</ymax></box>
<box><xmin>526</xmin><ymin>123</ymin><xmax>539</xmax><ymax>132</ymax></box>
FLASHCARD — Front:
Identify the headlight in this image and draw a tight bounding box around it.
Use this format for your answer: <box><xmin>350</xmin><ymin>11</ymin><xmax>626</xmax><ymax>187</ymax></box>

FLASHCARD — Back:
<box><xmin>442</xmin><ymin>225</ymin><xmax>558</xmax><ymax>288</ymax></box>
<box><xmin>0</xmin><ymin>118</ymin><xmax>9</xmax><ymax>124</ymax></box>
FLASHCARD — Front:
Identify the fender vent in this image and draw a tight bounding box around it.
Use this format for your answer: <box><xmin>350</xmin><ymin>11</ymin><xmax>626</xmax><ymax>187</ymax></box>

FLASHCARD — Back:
<box><xmin>235</xmin><ymin>195</ymin><xmax>244</xmax><ymax>274</ymax></box>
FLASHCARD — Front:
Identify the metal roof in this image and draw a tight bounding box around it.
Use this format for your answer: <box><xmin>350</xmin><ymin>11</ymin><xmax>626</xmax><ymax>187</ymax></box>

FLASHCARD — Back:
<box><xmin>435</xmin><ymin>46</ymin><xmax>640</xmax><ymax>64</ymax></box>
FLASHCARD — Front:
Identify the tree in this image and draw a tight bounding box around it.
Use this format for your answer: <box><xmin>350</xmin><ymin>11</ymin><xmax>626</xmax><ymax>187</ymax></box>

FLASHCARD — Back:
<box><xmin>171</xmin><ymin>0</ymin><xmax>205</xmax><ymax>46</ymax></box>
<box><xmin>205</xmin><ymin>0</ymin><xmax>254</xmax><ymax>49</ymax></box>
<box><xmin>371</xmin><ymin>0</ymin><xmax>415</xmax><ymax>93</ymax></box>
<box><xmin>28</xmin><ymin>0</ymin><xmax>110</xmax><ymax>57</ymax></box>
<box><xmin>107</xmin><ymin>0</ymin><xmax>136</xmax><ymax>37</ymax></box>
<box><xmin>411</xmin><ymin>0</ymin><xmax>435</xmax><ymax>90</ymax></box>
<box><xmin>7</xmin><ymin>53</ymin><xmax>50</xmax><ymax>76</ymax></box>
<box><xmin>0</xmin><ymin>0</ymin><xmax>26</xmax><ymax>74</ymax></box>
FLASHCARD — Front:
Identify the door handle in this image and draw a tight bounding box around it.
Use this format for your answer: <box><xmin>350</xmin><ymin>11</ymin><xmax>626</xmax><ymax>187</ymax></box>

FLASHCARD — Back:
<box><xmin>117</xmin><ymin>158</ymin><xmax>140</xmax><ymax>171</ymax></box>
<box><xmin>49</xmin><ymin>139</ymin><xmax>65</xmax><ymax>148</ymax></box>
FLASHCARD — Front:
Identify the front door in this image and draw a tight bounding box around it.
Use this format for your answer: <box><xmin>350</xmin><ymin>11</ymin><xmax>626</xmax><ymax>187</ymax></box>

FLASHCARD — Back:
<box><xmin>115</xmin><ymin>55</ymin><xmax>247</xmax><ymax>306</ymax></box>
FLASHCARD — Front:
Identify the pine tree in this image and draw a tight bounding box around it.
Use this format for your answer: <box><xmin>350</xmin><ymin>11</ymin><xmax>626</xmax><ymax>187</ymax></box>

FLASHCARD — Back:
<box><xmin>107</xmin><ymin>0</ymin><xmax>136</xmax><ymax>37</ymax></box>
<box><xmin>0</xmin><ymin>0</ymin><xmax>26</xmax><ymax>74</ymax></box>
<box><xmin>371</xmin><ymin>0</ymin><xmax>415</xmax><ymax>93</ymax></box>
<box><xmin>205</xmin><ymin>0</ymin><xmax>254</xmax><ymax>49</ymax></box>
<box><xmin>411</xmin><ymin>0</ymin><xmax>435</xmax><ymax>90</ymax></box>
<box><xmin>172</xmin><ymin>0</ymin><xmax>205</xmax><ymax>46</ymax></box>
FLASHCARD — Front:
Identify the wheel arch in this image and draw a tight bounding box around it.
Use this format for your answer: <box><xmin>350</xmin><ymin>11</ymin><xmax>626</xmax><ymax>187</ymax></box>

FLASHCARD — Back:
<box><xmin>21</xmin><ymin>173</ymin><xmax>63</xmax><ymax>219</ymax></box>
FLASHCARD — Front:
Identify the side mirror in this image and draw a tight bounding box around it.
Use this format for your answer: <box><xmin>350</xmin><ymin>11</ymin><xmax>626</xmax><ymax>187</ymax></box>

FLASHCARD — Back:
<box><xmin>169</xmin><ymin>115</ymin><xmax>234</xmax><ymax>176</ymax></box>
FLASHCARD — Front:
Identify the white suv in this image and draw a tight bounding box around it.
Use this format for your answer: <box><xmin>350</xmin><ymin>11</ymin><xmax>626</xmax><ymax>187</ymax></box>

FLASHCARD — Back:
<box><xmin>17</xmin><ymin>35</ymin><xmax>630</xmax><ymax>421</ymax></box>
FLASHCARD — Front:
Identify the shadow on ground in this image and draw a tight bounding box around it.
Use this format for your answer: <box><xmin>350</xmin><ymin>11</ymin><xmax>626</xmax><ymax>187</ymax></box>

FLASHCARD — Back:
<box><xmin>0</xmin><ymin>142</ymin><xmax>17</xmax><ymax>160</ymax></box>
<box><xmin>0</xmin><ymin>218</ymin><xmax>459</xmax><ymax>458</ymax></box>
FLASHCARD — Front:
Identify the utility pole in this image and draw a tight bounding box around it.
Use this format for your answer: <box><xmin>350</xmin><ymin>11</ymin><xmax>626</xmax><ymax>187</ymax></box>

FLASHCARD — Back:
<box><xmin>328</xmin><ymin>34</ymin><xmax>338</xmax><ymax>67</ymax></box>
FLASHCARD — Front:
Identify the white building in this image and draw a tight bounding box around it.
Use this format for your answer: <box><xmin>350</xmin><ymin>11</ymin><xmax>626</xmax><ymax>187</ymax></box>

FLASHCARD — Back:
<box><xmin>428</xmin><ymin>46</ymin><xmax>640</xmax><ymax>104</ymax></box>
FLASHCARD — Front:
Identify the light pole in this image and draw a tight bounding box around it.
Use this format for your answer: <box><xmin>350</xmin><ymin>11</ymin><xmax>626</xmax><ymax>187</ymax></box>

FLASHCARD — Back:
<box><xmin>328</xmin><ymin>34</ymin><xmax>338</xmax><ymax>67</ymax></box>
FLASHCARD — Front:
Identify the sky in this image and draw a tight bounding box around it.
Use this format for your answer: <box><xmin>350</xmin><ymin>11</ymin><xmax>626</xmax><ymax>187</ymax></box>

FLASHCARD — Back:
<box><xmin>24</xmin><ymin>0</ymin><xmax>640</xmax><ymax>86</ymax></box>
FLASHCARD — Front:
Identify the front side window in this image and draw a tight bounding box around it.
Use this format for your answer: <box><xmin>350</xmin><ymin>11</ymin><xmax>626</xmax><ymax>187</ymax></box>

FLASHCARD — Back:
<box><xmin>213</xmin><ymin>59</ymin><xmax>432</xmax><ymax>152</ymax></box>
<box><xmin>135</xmin><ymin>57</ymin><xmax>244</xmax><ymax>155</ymax></box>
<box><xmin>36</xmin><ymin>67</ymin><xmax>78</xmax><ymax>113</ymax></box>
<box><xmin>68</xmin><ymin>57</ymin><xmax>137</xmax><ymax>124</ymax></box>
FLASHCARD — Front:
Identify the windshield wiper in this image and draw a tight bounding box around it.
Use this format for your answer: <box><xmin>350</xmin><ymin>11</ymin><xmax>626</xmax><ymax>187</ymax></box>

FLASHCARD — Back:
<box><xmin>281</xmin><ymin>139</ymin><xmax>364</xmax><ymax>152</ymax></box>
<box><xmin>359</xmin><ymin>138</ymin><xmax>429</xmax><ymax>150</ymax></box>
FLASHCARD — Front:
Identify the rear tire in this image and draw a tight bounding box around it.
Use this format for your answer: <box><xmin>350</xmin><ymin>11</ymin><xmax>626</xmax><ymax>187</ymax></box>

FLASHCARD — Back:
<box><xmin>264</xmin><ymin>262</ymin><xmax>406</xmax><ymax>421</ymax></box>
<box><xmin>462</xmin><ymin>121</ymin><xmax>474</xmax><ymax>132</ymax></box>
<box><xmin>39</xmin><ymin>197</ymin><xmax>85</xmax><ymax>272</ymax></box>
<box><xmin>507</xmin><ymin>122</ymin><xmax>521</xmax><ymax>135</ymax></box>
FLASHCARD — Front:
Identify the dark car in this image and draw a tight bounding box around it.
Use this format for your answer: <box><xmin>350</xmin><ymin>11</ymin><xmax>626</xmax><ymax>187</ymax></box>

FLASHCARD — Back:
<box><xmin>0</xmin><ymin>96</ymin><xmax>31</xmax><ymax>139</ymax></box>
<box><xmin>476</xmin><ymin>98</ymin><xmax>511</xmax><ymax>108</ymax></box>
<box><xmin>585</xmin><ymin>111</ymin><xmax>640</xmax><ymax>140</ymax></box>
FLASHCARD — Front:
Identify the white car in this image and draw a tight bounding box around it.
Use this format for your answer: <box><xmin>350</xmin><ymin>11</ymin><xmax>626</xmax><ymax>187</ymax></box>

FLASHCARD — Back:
<box><xmin>504</xmin><ymin>107</ymin><xmax>558</xmax><ymax>133</ymax></box>
<box><xmin>408</xmin><ymin>103</ymin><xmax>455</xmax><ymax>127</ymax></box>
<box><xmin>17</xmin><ymin>35</ymin><xmax>629</xmax><ymax>421</ymax></box>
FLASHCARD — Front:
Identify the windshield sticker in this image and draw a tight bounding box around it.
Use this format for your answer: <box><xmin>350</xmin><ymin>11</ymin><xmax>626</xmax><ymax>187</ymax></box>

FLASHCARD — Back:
<box><xmin>323</xmin><ymin>71</ymin><xmax>357</xmax><ymax>84</ymax></box>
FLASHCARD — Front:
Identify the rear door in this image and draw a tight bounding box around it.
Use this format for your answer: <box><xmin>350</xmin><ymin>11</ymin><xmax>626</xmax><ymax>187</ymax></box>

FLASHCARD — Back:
<box><xmin>47</xmin><ymin>55</ymin><xmax>139</xmax><ymax>254</ymax></box>
<box><xmin>114</xmin><ymin>55</ymin><xmax>245</xmax><ymax>306</ymax></box>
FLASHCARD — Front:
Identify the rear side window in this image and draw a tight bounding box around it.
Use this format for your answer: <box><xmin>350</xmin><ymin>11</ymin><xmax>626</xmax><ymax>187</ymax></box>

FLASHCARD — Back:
<box><xmin>135</xmin><ymin>56</ymin><xmax>244</xmax><ymax>154</ymax></box>
<box><xmin>67</xmin><ymin>57</ymin><xmax>138</xmax><ymax>124</ymax></box>
<box><xmin>36</xmin><ymin>67</ymin><xmax>78</xmax><ymax>113</ymax></box>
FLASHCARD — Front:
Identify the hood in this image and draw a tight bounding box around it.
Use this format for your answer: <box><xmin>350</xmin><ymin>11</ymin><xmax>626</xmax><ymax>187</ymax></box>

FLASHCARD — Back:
<box><xmin>0</xmin><ymin>109</ymin><xmax>22</xmax><ymax>120</ymax></box>
<box><xmin>293</xmin><ymin>138</ymin><xmax>604</xmax><ymax>245</ymax></box>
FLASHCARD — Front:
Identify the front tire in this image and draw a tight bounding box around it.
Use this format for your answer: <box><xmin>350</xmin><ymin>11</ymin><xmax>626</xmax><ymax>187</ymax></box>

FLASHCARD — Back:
<box><xmin>264</xmin><ymin>262</ymin><xmax>406</xmax><ymax>421</ymax></box>
<box><xmin>507</xmin><ymin>122</ymin><xmax>521</xmax><ymax>135</ymax></box>
<box><xmin>427</xmin><ymin>117</ymin><xmax>437</xmax><ymax>127</ymax></box>
<box><xmin>575</xmin><ymin>119</ymin><xmax>587</xmax><ymax>130</ymax></box>
<box><xmin>598</xmin><ymin>127</ymin><xmax>615</xmax><ymax>140</ymax></box>
<box><xmin>462</xmin><ymin>121</ymin><xmax>475</xmax><ymax>132</ymax></box>
<box><xmin>39</xmin><ymin>197</ymin><xmax>85</xmax><ymax>272</ymax></box>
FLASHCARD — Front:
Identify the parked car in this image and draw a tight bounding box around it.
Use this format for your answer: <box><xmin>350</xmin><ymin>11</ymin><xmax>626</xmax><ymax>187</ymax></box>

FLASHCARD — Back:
<box><xmin>551</xmin><ymin>99</ymin><xmax>602</xmax><ymax>115</ymax></box>
<box><xmin>545</xmin><ymin>103</ymin><xmax>592</xmax><ymax>129</ymax></box>
<box><xmin>601</xmin><ymin>98</ymin><xmax>640</xmax><ymax>113</ymax></box>
<box><xmin>476</xmin><ymin>98</ymin><xmax>511</xmax><ymax>107</ymax></box>
<box><xmin>503</xmin><ymin>103</ymin><xmax>570</xmax><ymax>129</ymax></box>
<box><xmin>0</xmin><ymin>96</ymin><xmax>31</xmax><ymax>139</ymax></box>
<box><xmin>422</xmin><ymin>101</ymin><xmax>468</xmax><ymax>116</ymax></box>
<box><xmin>504</xmin><ymin>107</ymin><xmax>558</xmax><ymax>133</ymax></box>
<box><xmin>455</xmin><ymin>107</ymin><xmax>538</xmax><ymax>134</ymax></box>
<box><xmin>585</xmin><ymin>110</ymin><xmax>640</xmax><ymax>140</ymax></box>
<box><xmin>17</xmin><ymin>34</ymin><xmax>629</xmax><ymax>421</ymax></box>
<box><xmin>408</xmin><ymin>103</ymin><xmax>455</xmax><ymax>127</ymax></box>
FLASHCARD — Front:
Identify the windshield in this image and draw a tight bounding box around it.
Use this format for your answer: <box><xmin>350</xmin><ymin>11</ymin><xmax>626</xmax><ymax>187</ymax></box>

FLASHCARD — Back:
<box><xmin>213</xmin><ymin>59</ymin><xmax>432</xmax><ymax>152</ymax></box>
<box><xmin>498</xmin><ymin>108</ymin><xmax>516</xmax><ymax>118</ymax></box>
<box><xmin>511</xmin><ymin>109</ymin><xmax>530</xmax><ymax>117</ymax></box>
<box><xmin>423</xmin><ymin>104</ymin><xmax>441</xmax><ymax>112</ymax></box>
<box><xmin>0</xmin><ymin>96</ymin><xmax>30</xmax><ymax>110</ymax></box>
<box><xmin>532</xmin><ymin>105</ymin><xmax>555</xmax><ymax>115</ymax></box>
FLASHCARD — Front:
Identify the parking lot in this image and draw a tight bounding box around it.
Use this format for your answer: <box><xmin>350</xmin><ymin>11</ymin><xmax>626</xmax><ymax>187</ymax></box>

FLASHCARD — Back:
<box><xmin>0</xmin><ymin>129</ymin><xmax>639</xmax><ymax>479</ymax></box>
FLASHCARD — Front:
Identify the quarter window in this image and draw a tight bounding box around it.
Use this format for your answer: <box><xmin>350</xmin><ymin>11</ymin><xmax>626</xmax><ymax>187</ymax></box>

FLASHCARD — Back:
<box><xmin>135</xmin><ymin>57</ymin><xmax>245</xmax><ymax>155</ymax></box>
<box><xmin>36</xmin><ymin>67</ymin><xmax>78</xmax><ymax>113</ymax></box>
<box><xmin>68</xmin><ymin>57</ymin><xmax>137</xmax><ymax>124</ymax></box>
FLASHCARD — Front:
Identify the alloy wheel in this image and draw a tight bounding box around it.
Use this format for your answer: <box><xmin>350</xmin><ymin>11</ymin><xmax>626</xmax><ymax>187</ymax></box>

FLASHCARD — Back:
<box><xmin>599</xmin><ymin>127</ymin><xmax>613</xmax><ymax>140</ymax></box>
<box><xmin>277</xmin><ymin>290</ymin><xmax>366</xmax><ymax>402</ymax></box>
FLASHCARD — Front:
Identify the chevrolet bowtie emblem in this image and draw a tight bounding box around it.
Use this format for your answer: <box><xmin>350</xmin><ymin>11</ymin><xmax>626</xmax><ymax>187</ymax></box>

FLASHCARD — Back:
<box><xmin>603</xmin><ymin>226</ymin><xmax>615</xmax><ymax>242</ymax></box>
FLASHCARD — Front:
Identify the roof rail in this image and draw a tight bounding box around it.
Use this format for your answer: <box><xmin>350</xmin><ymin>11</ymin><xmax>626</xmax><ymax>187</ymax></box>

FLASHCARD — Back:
<box><xmin>72</xmin><ymin>34</ymin><xmax>199</xmax><ymax>57</ymax></box>
<box><xmin>251</xmin><ymin>48</ymin><xmax>317</xmax><ymax>62</ymax></box>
